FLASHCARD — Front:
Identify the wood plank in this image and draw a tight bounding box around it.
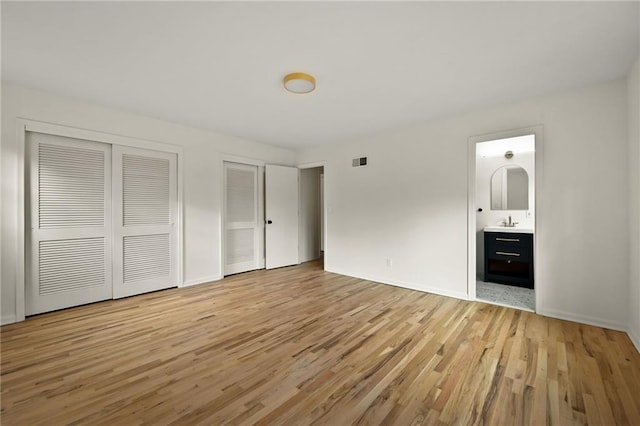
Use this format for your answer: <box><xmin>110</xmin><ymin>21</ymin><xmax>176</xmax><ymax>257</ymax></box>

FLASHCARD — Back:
<box><xmin>1</xmin><ymin>260</ymin><xmax>639</xmax><ymax>424</ymax></box>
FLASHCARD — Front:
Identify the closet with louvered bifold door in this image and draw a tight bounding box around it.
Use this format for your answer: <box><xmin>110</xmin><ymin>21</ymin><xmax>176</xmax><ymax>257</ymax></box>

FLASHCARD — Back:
<box><xmin>27</xmin><ymin>132</ymin><xmax>113</xmax><ymax>315</ymax></box>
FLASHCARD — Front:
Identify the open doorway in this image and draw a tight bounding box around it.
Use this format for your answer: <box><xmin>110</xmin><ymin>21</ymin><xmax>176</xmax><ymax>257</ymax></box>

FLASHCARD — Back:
<box><xmin>299</xmin><ymin>165</ymin><xmax>325</xmax><ymax>268</ymax></box>
<box><xmin>470</xmin><ymin>131</ymin><xmax>539</xmax><ymax>312</ymax></box>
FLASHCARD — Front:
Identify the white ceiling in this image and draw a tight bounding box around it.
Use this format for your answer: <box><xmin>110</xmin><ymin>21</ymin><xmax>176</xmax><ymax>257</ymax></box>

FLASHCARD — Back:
<box><xmin>2</xmin><ymin>2</ymin><xmax>639</xmax><ymax>150</ymax></box>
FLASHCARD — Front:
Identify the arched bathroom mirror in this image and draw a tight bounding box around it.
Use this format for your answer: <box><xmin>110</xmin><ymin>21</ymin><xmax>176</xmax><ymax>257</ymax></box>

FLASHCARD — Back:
<box><xmin>491</xmin><ymin>165</ymin><xmax>529</xmax><ymax>210</ymax></box>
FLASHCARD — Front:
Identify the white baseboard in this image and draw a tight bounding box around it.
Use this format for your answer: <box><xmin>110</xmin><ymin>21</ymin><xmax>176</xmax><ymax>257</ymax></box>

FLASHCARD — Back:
<box><xmin>541</xmin><ymin>308</ymin><xmax>627</xmax><ymax>332</ymax></box>
<box><xmin>1</xmin><ymin>314</ymin><xmax>17</xmax><ymax>326</ymax></box>
<box><xmin>325</xmin><ymin>267</ymin><xmax>468</xmax><ymax>301</ymax></box>
<box><xmin>628</xmin><ymin>327</ymin><xmax>640</xmax><ymax>353</ymax></box>
<box><xmin>182</xmin><ymin>275</ymin><xmax>222</xmax><ymax>288</ymax></box>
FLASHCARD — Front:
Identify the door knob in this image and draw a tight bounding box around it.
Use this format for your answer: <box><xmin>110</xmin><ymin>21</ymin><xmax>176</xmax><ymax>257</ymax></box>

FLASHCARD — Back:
<box><xmin>267</xmin><ymin>220</ymin><xmax>273</xmax><ymax>224</ymax></box>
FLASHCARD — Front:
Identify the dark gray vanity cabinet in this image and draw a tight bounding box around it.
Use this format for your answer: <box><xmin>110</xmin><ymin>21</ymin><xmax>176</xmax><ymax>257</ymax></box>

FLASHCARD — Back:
<box><xmin>484</xmin><ymin>231</ymin><xmax>534</xmax><ymax>289</ymax></box>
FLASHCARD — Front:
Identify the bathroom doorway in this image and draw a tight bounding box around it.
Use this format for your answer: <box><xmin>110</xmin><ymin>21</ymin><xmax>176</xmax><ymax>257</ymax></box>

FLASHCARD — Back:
<box><xmin>468</xmin><ymin>127</ymin><xmax>542</xmax><ymax>312</ymax></box>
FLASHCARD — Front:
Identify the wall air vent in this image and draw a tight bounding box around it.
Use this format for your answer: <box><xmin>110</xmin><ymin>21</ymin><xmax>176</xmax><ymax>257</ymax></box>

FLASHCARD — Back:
<box><xmin>352</xmin><ymin>157</ymin><xmax>368</xmax><ymax>167</ymax></box>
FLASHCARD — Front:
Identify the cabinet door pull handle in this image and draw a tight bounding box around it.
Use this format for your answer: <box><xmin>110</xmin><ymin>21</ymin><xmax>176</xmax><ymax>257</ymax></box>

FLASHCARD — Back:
<box><xmin>496</xmin><ymin>251</ymin><xmax>520</xmax><ymax>257</ymax></box>
<box><xmin>496</xmin><ymin>237</ymin><xmax>520</xmax><ymax>242</ymax></box>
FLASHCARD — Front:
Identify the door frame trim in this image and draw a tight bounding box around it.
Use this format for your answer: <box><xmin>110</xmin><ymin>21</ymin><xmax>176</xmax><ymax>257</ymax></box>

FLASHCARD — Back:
<box><xmin>467</xmin><ymin>125</ymin><xmax>544</xmax><ymax>314</ymax></box>
<box><xmin>15</xmin><ymin>118</ymin><xmax>184</xmax><ymax>322</ymax></box>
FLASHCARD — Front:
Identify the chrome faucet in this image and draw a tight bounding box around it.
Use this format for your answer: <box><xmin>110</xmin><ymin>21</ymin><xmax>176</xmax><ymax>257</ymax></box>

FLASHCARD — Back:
<box><xmin>502</xmin><ymin>215</ymin><xmax>518</xmax><ymax>227</ymax></box>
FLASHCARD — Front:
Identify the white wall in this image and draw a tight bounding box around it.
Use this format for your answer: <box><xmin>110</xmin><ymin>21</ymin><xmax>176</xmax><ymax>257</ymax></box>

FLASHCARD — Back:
<box><xmin>297</xmin><ymin>78</ymin><xmax>630</xmax><ymax>330</ymax></box>
<box><xmin>299</xmin><ymin>167</ymin><xmax>323</xmax><ymax>263</ymax></box>
<box><xmin>628</xmin><ymin>58</ymin><xmax>640</xmax><ymax>350</ymax></box>
<box><xmin>476</xmin><ymin>150</ymin><xmax>535</xmax><ymax>278</ymax></box>
<box><xmin>1</xmin><ymin>83</ymin><xmax>295</xmax><ymax>324</ymax></box>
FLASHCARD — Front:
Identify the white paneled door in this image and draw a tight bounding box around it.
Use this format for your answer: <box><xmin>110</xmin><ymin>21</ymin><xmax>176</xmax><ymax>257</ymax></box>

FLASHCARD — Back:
<box><xmin>224</xmin><ymin>162</ymin><xmax>261</xmax><ymax>275</ymax></box>
<box><xmin>265</xmin><ymin>164</ymin><xmax>299</xmax><ymax>269</ymax></box>
<box><xmin>112</xmin><ymin>146</ymin><xmax>178</xmax><ymax>298</ymax></box>
<box><xmin>27</xmin><ymin>132</ymin><xmax>113</xmax><ymax>315</ymax></box>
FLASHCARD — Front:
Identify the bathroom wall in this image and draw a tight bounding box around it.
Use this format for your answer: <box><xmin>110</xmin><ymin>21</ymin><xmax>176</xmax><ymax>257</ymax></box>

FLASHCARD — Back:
<box><xmin>475</xmin><ymin>147</ymin><xmax>535</xmax><ymax>278</ymax></box>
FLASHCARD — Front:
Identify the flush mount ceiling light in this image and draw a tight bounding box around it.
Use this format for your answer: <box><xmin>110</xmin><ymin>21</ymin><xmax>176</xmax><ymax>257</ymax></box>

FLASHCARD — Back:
<box><xmin>283</xmin><ymin>72</ymin><xmax>316</xmax><ymax>94</ymax></box>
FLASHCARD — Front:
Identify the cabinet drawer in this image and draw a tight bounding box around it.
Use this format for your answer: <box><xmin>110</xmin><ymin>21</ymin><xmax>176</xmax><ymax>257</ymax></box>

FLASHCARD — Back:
<box><xmin>486</xmin><ymin>258</ymin><xmax>533</xmax><ymax>288</ymax></box>
<box><xmin>485</xmin><ymin>232</ymin><xmax>532</xmax><ymax>250</ymax></box>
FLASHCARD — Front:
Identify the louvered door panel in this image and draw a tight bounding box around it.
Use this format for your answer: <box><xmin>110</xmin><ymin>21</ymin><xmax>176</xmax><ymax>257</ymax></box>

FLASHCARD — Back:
<box><xmin>123</xmin><ymin>154</ymin><xmax>171</xmax><ymax>226</ymax></box>
<box><xmin>39</xmin><ymin>238</ymin><xmax>105</xmax><ymax>294</ymax></box>
<box><xmin>123</xmin><ymin>234</ymin><xmax>171</xmax><ymax>282</ymax></box>
<box><xmin>227</xmin><ymin>167</ymin><xmax>256</xmax><ymax>223</ymax></box>
<box><xmin>224</xmin><ymin>162</ymin><xmax>260</xmax><ymax>275</ymax></box>
<box><xmin>226</xmin><ymin>228</ymin><xmax>255</xmax><ymax>265</ymax></box>
<box><xmin>113</xmin><ymin>146</ymin><xmax>178</xmax><ymax>298</ymax></box>
<box><xmin>27</xmin><ymin>132</ymin><xmax>113</xmax><ymax>315</ymax></box>
<box><xmin>39</xmin><ymin>144</ymin><xmax>105</xmax><ymax>228</ymax></box>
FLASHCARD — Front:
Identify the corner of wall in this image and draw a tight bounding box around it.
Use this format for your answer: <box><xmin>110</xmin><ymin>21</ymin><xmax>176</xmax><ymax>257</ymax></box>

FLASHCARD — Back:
<box><xmin>628</xmin><ymin>57</ymin><xmax>640</xmax><ymax>352</ymax></box>
<box><xmin>629</xmin><ymin>327</ymin><xmax>640</xmax><ymax>353</ymax></box>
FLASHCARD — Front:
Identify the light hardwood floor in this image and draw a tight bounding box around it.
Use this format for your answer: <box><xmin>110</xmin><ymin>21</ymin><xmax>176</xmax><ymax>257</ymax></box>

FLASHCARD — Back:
<box><xmin>2</xmin><ymin>260</ymin><xmax>639</xmax><ymax>425</ymax></box>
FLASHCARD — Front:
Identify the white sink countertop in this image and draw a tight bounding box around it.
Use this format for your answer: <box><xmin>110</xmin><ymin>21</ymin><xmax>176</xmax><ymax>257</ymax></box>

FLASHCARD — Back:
<box><xmin>484</xmin><ymin>226</ymin><xmax>534</xmax><ymax>234</ymax></box>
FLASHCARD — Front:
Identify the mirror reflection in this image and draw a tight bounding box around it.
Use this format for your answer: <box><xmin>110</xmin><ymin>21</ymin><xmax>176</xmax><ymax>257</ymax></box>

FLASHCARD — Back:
<box><xmin>491</xmin><ymin>165</ymin><xmax>528</xmax><ymax>210</ymax></box>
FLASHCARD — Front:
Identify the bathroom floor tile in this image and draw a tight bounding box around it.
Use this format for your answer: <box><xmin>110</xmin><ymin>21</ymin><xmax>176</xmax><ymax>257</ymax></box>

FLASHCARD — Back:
<box><xmin>476</xmin><ymin>281</ymin><xmax>535</xmax><ymax>311</ymax></box>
